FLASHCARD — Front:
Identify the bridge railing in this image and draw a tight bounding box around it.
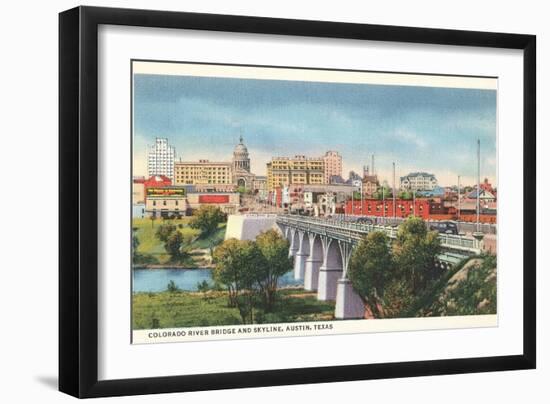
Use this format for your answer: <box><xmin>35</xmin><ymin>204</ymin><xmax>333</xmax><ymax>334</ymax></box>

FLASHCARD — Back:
<box><xmin>276</xmin><ymin>215</ymin><xmax>478</xmax><ymax>253</ymax></box>
<box><xmin>331</xmin><ymin>213</ymin><xmax>497</xmax><ymax>235</ymax></box>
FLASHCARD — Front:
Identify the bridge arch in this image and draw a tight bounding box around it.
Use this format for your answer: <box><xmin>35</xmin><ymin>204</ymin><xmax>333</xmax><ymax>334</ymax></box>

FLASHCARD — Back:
<box><xmin>304</xmin><ymin>234</ymin><xmax>323</xmax><ymax>291</ymax></box>
<box><xmin>280</xmin><ymin>224</ymin><xmax>289</xmax><ymax>239</ymax></box>
<box><xmin>288</xmin><ymin>228</ymin><xmax>299</xmax><ymax>259</ymax></box>
<box><xmin>293</xmin><ymin>231</ymin><xmax>310</xmax><ymax>280</ymax></box>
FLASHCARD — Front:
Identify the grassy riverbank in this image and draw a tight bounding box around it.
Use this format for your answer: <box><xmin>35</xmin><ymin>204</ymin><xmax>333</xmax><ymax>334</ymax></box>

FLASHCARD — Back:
<box><xmin>132</xmin><ymin>288</ymin><xmax>335</xmax><ymax>329</ymax></box>
<box><xmin>132</xmin><ymin>217</ymin><xmax>226</xmax><ymax>267</ymax></box>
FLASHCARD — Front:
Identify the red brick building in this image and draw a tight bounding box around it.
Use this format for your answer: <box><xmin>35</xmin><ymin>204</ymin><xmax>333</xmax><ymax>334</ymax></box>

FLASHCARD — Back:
<box><xmin>345</xmin><ymin>198</ymin><xmax>496</xmax><ymax>223</ymax></box>
<box><xmin>346</xmin><ymin>199</ymin><xmax>432</xmax><ymax>219</ymax></box>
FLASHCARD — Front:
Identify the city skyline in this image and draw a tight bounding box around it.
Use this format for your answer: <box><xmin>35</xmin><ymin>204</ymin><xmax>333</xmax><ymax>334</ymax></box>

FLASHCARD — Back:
<box><xmin>133</xmin><ymin>73</ymin><xmax>497</xmax><ymax>187</ymax></box>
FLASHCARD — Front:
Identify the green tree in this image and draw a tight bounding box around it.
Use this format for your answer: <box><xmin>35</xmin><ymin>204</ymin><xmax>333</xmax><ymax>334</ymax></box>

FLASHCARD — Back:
<box><xmin>235</xmin><ymin>240</ymin><xmax>265</xmax><ymax>323</ymax></box>
<box><xmin>348</xmin><ymin>232</ymin><xmax>393</xmax><ymax>318</ymax></box>
<box><xmin>212</xmin><ymin>239</ymin><xmax>264</xmax><ymax>323</ymax></box>
<box><xmin>393</xmin><ymin>216</ymin><xmax>441</xmax><ymax>295</ymax></box>
<box><xmin>164</xmin><ymin>231</ymin><xmax>188</xmax><ymax>261</ymax></box>
<box><xmin>212</xmin><ymin>239</ymin><xmax>242</xmax><ymax>307</ymax></box>
<box><xmin>237</xmin><ymin>186</ymin><xmax>253</xmax><ymax>195</ymax></box>
<box><xmin>255</xmin><ymin>230</ymin><xmax>292</xmax><ymax>311</ymax></box>
<box><xmin>155</xmin><ymin>223</ymin><xmax>176</xmax><ymax>242</ymax></box>
<box><xmin>373</xmin><ymin>185</ymin><xmax>393</xmax><ymax>200</ymax></box>
<box><xmin>189</xmin><ymin>206</ymin><xmax>226</xmax><ymax>236</ymax></box>
<box><xmin>132</xmin><ymin>227</ymin><xmax>140</xmax><ymax>261</ymax></box>
<box><xmin>398</xmin><ymin>190</ymin><xmax>413</xmax><ymax>200</ymax></box>
<box><xmin>380</xmin><ymin>278</ymin><xmax>416</xmax><ymax>318</ymax></box>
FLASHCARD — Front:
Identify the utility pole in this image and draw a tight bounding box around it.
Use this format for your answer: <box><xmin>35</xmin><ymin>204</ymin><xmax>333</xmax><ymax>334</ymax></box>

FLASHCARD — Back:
<box><xmin>392</xmin><ymin>162</ymin><xmax>396</xmax><ymax>219</ymax></box>
<box><xmin>342</xmin><ymin>191</ymin><xmax>345</xmax><ymax>220</ymax></box>
<box><xmin>412</xmin><ymin>188</ymin><xmax>416</xmax><ymax>217</ymax></box>
<box><xmin>352</xmin><ymin>189</ymin><xmax>355</xmax><ymax>216</ymax></box>
<box><xmin>360</xmin><ymin>180</ymin><xmax>364</xmax><ymax>216</ymax></box>
<box><xmin>477</xmin><ymin>139</ymin><xmax>480</xmax><ymax>231</ymax></box>
<box><xmin>473</xmin><ymin>139</ymin><xmax>484</xmax><ymax>243</ymax></box>
<box><xmin>457</xmin><ymin>175</ymin><xmax>461</xmax><ymax>221</ymax></box>
<box><xmin>382</xmin><ymin>184</ymin><xmax>386</xmax><ymax>218</ymax></box>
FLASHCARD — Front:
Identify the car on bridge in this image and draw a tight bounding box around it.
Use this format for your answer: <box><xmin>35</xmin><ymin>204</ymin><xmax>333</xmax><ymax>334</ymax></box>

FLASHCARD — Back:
<box><xmin>355</xmin><ymin>217</ymin><xmax>374</xmax><ymax>225</ymax></box>
<box><xmin>429</xmin><ymin>221</ymin><xmax>459</xmax><ymax>235</ymax></box>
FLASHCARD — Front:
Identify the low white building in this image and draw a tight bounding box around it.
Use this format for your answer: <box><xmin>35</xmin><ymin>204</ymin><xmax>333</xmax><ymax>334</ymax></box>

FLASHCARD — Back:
<box><xmin>303</xmin><ymin>191</ymin><xmax>314</xmax><ymax>207</ymax></box>
<box><xmin>400</xmin><ymin>172</ymin><xmax>438</xmax><ymax>191</ymax></box>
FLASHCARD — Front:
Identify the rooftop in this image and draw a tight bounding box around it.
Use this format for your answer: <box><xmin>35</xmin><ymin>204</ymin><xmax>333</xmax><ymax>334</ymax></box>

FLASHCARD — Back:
<box><xmin>176</xmin><ymin>160</ymin><xmax>231</xmax><ymax>165</ymax></box>
<box><xmin>401</xmin><ymin>172</ymin><xmax>436</xmax><ymax>178</ymax></box>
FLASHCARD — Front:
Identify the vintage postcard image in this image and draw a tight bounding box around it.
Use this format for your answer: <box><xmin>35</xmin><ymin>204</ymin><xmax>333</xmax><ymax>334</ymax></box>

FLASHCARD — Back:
<box><xmin>131</xmin><ymin>61</ymin><xmax>497</xmax><ymax>344</ymax></box>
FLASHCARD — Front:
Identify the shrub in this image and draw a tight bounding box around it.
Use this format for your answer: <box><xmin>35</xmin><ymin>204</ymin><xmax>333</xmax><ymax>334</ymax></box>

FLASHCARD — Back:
<box><xmin>155</xmin><ymin>223</ymin><xmax>176</xmax><ymax>242</ymax></box>
<box><xmin>167</xmin><ymin>280</ymin><xmax>180</xmax><ymax>293</ymax></box>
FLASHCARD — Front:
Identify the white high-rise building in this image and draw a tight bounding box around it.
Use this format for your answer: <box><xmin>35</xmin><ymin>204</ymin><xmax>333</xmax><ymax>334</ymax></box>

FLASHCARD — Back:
<box><xmin>147</xmin><ymin>138</ymin><xmax>175</xmax><ymax>180</ymax></box>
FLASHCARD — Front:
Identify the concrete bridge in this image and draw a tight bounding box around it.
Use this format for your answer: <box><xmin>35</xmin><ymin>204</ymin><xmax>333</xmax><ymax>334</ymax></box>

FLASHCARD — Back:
<box><xmin>276</xmin><ymin>215</ymin><xmax>482</xmax><ymax>320</ymax></box>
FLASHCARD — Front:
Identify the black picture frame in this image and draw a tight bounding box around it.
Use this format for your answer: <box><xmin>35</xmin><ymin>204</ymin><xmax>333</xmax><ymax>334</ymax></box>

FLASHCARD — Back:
<box><xmin>59</xmin><ymin>5</ymin><xmax>536</xmax><ymax>398</ymax></box>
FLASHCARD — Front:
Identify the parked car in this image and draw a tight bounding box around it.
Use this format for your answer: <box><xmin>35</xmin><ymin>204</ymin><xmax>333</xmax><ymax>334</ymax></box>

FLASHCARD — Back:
<box><xmin>429</xmin><ymin>221</ymin><xmax>459</xmax><ymax>235</ymax></box>
<box><xmin>355</xmin><ymin>217</ymin><xmax>374</xmax><ymax>224</ymax></box>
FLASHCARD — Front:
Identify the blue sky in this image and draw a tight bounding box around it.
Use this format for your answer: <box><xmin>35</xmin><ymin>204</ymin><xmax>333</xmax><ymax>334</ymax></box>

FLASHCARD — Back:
<box><xmin>133</xmin><ymin>73</ymin><xmax>497</xmax><ymax>186</ymax></box>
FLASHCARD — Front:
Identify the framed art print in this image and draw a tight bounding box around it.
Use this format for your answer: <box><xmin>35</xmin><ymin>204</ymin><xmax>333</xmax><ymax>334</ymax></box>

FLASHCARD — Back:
<box><xmin>59</xmin><ymin>6</ymin><xmax>536</xmax><ymax>398</ymax></box>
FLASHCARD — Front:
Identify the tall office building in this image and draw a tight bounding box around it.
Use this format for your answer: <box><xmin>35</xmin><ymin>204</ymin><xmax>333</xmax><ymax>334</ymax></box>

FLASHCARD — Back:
<box><xmin>147</xmin><ymin>138</ymin><xmax>176</xmax><ymax>180</ymax></box>
<box><xmin>323</xmin><ymin>151</ymin><xmax>342</xmax><ymax>184</ymax></box>
<box><xmin>174</xmin><ymin>160</ymin><xmax>233</xmax><ymax>185</ymax></box>
<box><xmin>267</xmin><ymin>155</ymin><xmax>325</xmax><ymax>191</ymax></box>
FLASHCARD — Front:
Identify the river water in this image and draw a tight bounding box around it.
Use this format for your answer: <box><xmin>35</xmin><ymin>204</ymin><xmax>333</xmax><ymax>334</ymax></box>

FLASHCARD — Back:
<box><xmin>133</xmin><ymin>268</ymin><xmax>301</xmax><ymax>292</ymax></box>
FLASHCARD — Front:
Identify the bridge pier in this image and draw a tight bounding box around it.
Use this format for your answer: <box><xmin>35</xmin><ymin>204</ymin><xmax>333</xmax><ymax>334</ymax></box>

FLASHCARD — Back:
<box><xmin>335</xmin><ymin>278</ymin><xmax>365</xmax><ymax>319</ymax></box>
<box><xmin>293</xmin><ymin>232</ymin><xmax>309</xmax><ymax>280</ymax></box>
<box><xmin>334</xmin><ymin>242</ymin><xmax>365</xmax><ymax>319</ymax></box>
<box><xmin>304</xmin><ymin>258</ymin><xmax>322</xmax><ymax>291</ymax></box>
<box><xmin>288</xmin><ymin>229</ymin><xmax>298</xmax><ymax>259</ymax></box>
<box><xmin>294</xmin><ymin>252</ymin><xmax>307</xmax><ymax>280</ymax></box>
<box><xmin>317</xmin><ymin>238</ymin><xmax>342</xmax><ymax>301</ymax></box>
<box><xmin>317</xmin><ymin>269</ymin><xmax>342</xmax><ymax>301</ymax></box>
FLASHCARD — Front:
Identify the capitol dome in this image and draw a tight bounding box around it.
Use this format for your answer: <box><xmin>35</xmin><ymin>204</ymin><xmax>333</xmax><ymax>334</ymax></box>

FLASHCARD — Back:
<box><xmin>233</xmin><ymin>135</ymin><xmax>251</xmax><ymax>172</ymax></box>
<box><xmin>233</xmin><ymin>137</ymin><xmax>248</xmax><ymax>155</ymax></box>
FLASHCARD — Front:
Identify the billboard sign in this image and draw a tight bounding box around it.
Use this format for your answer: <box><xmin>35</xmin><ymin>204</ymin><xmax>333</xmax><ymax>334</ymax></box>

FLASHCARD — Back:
<box><xmin>146</xmin><ymin>187</ymin><xmax>186</xmax><ymax>197</ymax></box>
<box><xmin>198</xmin><ymin>194</ymin><xmax>229</xmax><ymax>204</ymax></box>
